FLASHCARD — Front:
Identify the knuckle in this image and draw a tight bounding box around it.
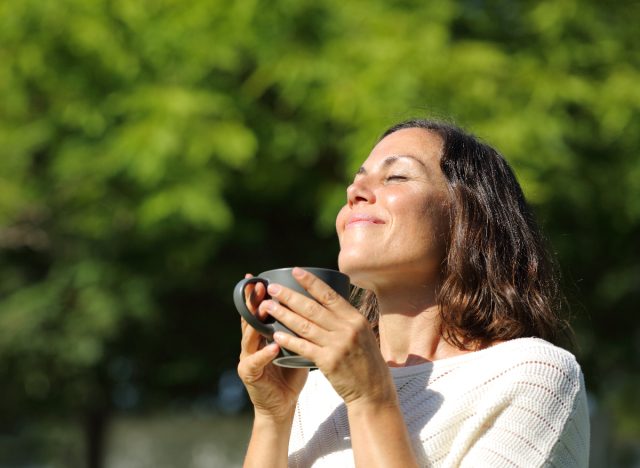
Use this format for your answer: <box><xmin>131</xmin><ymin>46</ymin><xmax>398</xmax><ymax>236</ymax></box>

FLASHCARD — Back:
<box><xmin>237</xmin><ymin>361</ymin><xmax>249</xmax><ymax>380</ymax></box>
<box><xmin>323</xmin><ymin>360</ymin><xmax>337</xmax><ymax>375</ymax></box>
<box><xmin>322</xmin><ymin>354</ymin><xmax>341</xmax><ymax>375</ymax></box>
<box><xmin>295</xmin><ymin>338</ymin><xmax>308</xmax><ymax>355</ymax></box>
<box><xmin>238</xmin><ymin>354</ymin><xmax>266</xmax><ymax>383</ymax></box>
<box><xmin>278</xmin><ymin>286</ymin><xmax>290</xmax><ymax>300</ymax></box>
<box><xmin>352</xmin><ymin>314</ymin><xmax>369</xmax><ymax>330</ymax></box>
<box><xmin>307</xmin><ymin>301</ymin><xmax>323</xmax><ymax>319</ymax></box>
<box><xmin>320</xmin><ymin>288</ymin><xmax>340</xmax><ymax>305</ymax></box>
<box><xmin>345</xmin><ymin>328</ymin><xmax>359</xmax><ymax>345</ymax></box>
<box><xmin>299</xmin><ymin>319</ymin><xmax>312</xmax><ymax>336</ymax></box>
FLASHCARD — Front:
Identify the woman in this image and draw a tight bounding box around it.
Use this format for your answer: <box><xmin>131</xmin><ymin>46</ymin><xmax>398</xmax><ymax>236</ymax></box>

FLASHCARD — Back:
<box><xmin>238</xmin><ymin>119</ymin><xmax>590</xmax><ymax>467</ymax></box>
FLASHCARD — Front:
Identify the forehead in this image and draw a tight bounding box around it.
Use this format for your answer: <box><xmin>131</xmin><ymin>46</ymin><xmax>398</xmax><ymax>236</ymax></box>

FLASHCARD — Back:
<box><xmin>364</xmin><ymin>127</ymin><xmax>444</xmax><ymax>169</ymax></box>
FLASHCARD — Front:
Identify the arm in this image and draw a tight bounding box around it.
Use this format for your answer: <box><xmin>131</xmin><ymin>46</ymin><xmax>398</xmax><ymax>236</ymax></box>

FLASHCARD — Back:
<box><xmin>347</xmin><ymin>396</ymin><xmax>419</xmax><ymax>468</ymax></box>
<box><xmin>241</xmin><ymin>339</ymin><xmax>300</xmax><ymax>468</ymax></box>
<box><xmin>244</xmin><ymin>409</ymin><xmax>295</xmax><ymax>468</ymax></box>
<box><xmin>237</xmin><ymin>276</ymin><xmax>308</xmax><ymax>467</ymax></box>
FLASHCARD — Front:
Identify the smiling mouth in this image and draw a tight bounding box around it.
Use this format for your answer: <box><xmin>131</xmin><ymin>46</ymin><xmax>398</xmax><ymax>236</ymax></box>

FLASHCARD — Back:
<box><xmin>346</xmin><ymin>215</ymin><xmax>385</xmax><ymax>228</ymax></box>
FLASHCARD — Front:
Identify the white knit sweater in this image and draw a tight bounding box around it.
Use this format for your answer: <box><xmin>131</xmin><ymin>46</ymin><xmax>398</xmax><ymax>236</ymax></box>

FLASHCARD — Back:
<box><xmin>287</xmin><ymin>337</ymin><xmax>590</xmax><ymax>467</ymax></box>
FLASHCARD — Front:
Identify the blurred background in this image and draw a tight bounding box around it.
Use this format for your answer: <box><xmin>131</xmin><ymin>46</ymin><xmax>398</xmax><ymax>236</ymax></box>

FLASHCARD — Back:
<box><xmin>0</xmin><ymin>0</ymin><xmax>638</xmax><ymax>466</ymax></box>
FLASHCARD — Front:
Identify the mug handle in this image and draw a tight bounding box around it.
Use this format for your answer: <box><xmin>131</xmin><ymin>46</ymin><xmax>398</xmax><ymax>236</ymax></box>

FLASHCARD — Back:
<box><xmin>233</xmin><ymin>277</ymin><xmax>276</xmax><ymax>338</ymax></box>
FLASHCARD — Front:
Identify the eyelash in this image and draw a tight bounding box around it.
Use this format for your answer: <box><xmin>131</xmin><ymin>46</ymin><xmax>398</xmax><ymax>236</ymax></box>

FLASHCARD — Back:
<box><xmin>385</xmin><ymin>175</ymin><xmax>408</xmax><ymax>182</ymax></box>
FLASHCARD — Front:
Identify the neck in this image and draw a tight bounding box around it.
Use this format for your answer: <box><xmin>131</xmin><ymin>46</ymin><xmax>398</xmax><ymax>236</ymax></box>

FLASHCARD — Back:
<box><xmin>373</xmin><ymin>283</ymin><xmax>468</xmax><ymax>366</ymax></box>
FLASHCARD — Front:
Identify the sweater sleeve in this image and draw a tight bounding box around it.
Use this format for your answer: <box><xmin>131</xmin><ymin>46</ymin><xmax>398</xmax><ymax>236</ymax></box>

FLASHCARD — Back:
<box><xmin>457</xmin><ymin>348</ymin><xmax>591</xmax><ymax>468</ymax></box>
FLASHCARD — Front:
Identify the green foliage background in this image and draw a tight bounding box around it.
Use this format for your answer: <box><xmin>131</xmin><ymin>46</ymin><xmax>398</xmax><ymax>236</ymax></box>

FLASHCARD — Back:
<box><xmin>1</xmin><ymin>0</ymin><xmax>639</xmax><ymax>462</ymax></box>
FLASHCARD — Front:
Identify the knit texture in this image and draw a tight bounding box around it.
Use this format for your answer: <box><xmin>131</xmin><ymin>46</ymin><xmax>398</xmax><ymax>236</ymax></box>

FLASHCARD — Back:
<box><xmin>288</xmin><ymin>337</ymin><xmax>590</xmax><ymax>467</ymax></box>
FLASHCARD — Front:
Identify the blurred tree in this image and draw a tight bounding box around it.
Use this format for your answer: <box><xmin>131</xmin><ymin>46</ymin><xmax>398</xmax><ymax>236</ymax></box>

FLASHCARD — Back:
<box><xmin>0</xmin><ymin>0</ymin><xmax>638</xmax><ymax>465</ymax></box>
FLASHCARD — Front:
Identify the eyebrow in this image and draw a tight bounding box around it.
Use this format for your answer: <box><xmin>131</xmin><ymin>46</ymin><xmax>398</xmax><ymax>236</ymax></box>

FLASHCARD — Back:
<box><xmin>356</xmin><ymin>154</ymin><xmax>427</xmax><ymax>175</ymax></box>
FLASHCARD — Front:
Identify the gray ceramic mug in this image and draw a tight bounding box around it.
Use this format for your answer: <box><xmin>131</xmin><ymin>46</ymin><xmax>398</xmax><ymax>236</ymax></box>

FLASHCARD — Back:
<box><xmin>233</xmin><ymin>267</ymin><xmax>351</xmax><ymax>368</ymax></box>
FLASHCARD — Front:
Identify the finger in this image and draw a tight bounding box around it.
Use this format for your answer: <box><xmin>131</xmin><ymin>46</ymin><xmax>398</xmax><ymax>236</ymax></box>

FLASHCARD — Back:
<box><xmin>249</xmin><ymin>281</ymin><xmax>266</xmax><ymax>311</ymax></box>
<box><xmin>259</xmin><ymin>299</ymin><xmax>323</xmax><ymax>342</ymax></box>
<box><xmin>272</xmin><ymin>331</ymin><xmax>319</xmax><ymax>364</ymax></box>
<box><xmin>243</xmin><ymin>274</ymin><xmax>261</xmax><ymax>311</ymax></box>
<box><xmin>240</xmin><ymin>315</ymin><xmax>270</xmax><ymax>336</ymax></box>
<box><xmin>238</xmin><ymin>343</ymin><xmax>280</xmax><ymax>383</ymax></box>
<box><xmin>291</xmin><ymin>267</ymin><xmax>348</xmax><ymax>310</ymax></box>
<box><xmin>242</xmin><ymin>273</ymin><xmax>267</xmax><ymax>317</ymax></box>
<box><xmin>240</xmin><ymin>317</ymin><xmax>262</xmax><ymax>343</ymax></box>
<box><xmin>266</xmin><ymin>282</ymin><xmax>333</xmax><ymax>330</ymax></box>
<box><xmin>266</xmin><ymin>267</ymin><xmax>350</xmax><ymax>330</ymax></box>
<box><xmin>243</xmin><ymin>274</ymin><xmax>256</xmax><ymax>309</ymax></box>
<box><xmin>240</xmin><ymin>321</ymin><xmax>266</xmax><ymax>357</ymax></box>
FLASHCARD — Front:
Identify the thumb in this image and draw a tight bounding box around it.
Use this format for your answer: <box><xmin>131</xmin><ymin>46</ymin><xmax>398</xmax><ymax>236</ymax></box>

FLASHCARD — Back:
<box><xmin>239</xmin><ymin>343</ymin><xmax>280</xmax><ymax>383</ymax></box>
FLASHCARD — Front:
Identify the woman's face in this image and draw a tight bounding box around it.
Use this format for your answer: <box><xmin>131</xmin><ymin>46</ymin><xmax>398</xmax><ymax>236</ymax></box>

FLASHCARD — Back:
<box><xmin>336</xmin><ymin>128</ymin><xmax>451</xmax><ymax>290</ymax></box>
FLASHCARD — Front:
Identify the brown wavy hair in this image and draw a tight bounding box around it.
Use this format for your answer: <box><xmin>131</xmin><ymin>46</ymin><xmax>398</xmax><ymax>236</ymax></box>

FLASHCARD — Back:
<box><xmin>353</xmin><ymin>119</ymin><xmax>572</xmax><ymax>349</ymax></box>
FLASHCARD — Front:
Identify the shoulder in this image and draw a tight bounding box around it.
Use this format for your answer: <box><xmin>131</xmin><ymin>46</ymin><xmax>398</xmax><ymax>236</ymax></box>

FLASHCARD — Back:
<box><xmin>425</xmin><ymin>337</ymin><xmax>588</xmax><ymax>415</ymax></box>
<box><xmin>392</xmin><ymin>337</ymin><xmax>585</xmax><ymax>399</ymax></box>
<box><xmin>478</xmin><ymin>337</ymin><xmax>588</xmax><ymax>421</ymax></box>
<box><xmin>430</xmin><ymin>337</ymin><xmax>584</xmax><ymax>386</ymax></box>
<box><xmin>488</xmin><ymin>337</ymin><xmax>584</xmax><ymax>385</ymax></box>
<box><xmin>443</xmin><ymin>339</ymin><xmax>591</xmax><ymax>466</ymax></box>
<box><xmin>491</xmin><ymin>339</ymin><xmax>590</xmax><ymax>464</ymax></box>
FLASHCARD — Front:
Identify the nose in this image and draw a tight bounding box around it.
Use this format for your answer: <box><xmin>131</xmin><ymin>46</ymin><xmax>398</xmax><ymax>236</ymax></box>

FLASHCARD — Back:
<box><xmin>347</xmin><ymin>177</ymin><xmax>375</xmax><ymax>207</ymax></box>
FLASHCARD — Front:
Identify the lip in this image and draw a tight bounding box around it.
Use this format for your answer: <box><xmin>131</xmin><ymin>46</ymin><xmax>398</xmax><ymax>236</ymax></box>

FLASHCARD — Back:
<box><xmin>345</xmin><ymin>213</ymin><xmax>385</xmax><ymax>228</ymax></box>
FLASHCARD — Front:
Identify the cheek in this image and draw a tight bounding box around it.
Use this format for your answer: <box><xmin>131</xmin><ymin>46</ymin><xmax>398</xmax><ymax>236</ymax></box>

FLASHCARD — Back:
<box><xmin>414</xmin><ymin>197</ymin><xmax>451</xmax><ymax>257</ymax></box>
<box><xmin>389</xmin><ymin>193</ymin><xmax>449</xmax><ymax>251</ymax></box>
<box><xmin>385</xmin><ymin>190</ymin><xmax>420</xmax><ymax>226</ymax></box>
<box><xmin>425</xmin><ymin>193</ymin><xmax>451</xmax><ymax>235</ymax></box>
<box><xmin>335</xmin><ymin>205</ymin><xmax>349</xmax><ymax>239</ymax></box>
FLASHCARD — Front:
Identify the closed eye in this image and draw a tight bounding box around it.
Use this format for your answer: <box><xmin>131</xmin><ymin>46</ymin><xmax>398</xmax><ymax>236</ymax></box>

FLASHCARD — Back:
<box><xmin>386</xmin><ymin>175</ymin><xmax>408</xmax><ymax>182</ymax></box>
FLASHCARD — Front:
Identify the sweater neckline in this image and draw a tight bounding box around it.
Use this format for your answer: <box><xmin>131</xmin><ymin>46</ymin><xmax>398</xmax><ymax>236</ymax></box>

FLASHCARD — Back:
<box><xmin>388</xmin><ymin>337</ymin><xmax>546</xmax><ymax>379</ymax></box>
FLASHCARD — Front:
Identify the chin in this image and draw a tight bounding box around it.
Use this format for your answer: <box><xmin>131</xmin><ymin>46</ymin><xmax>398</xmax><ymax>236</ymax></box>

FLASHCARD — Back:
<box><xmin>338</xmin><ymin>252</ymin><xmax>381</xmax><ymax>290</ymax></box>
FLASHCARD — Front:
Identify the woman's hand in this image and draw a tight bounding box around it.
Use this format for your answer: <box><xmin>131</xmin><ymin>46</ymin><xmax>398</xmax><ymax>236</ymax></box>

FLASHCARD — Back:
<box><xmin>244</xmin><ymin>269</ymin><xmax>418</xmax><ymax>468</ymax></box>
<box><xmin>237</xmin><ymin>274</ymin><xmax>309</xmax><ymax>424</ymax></box>
<box><xmin>259</xmin><ymin>268</ymin><xmax>394</xmax><ymax>407</ymax></box>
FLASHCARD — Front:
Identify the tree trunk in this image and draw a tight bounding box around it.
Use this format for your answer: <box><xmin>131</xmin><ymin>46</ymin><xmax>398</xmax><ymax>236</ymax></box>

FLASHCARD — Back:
<box><xmin>85</xmin><ymin>408</ymin><xmax>108</xmax><ymax>468</ymax></box>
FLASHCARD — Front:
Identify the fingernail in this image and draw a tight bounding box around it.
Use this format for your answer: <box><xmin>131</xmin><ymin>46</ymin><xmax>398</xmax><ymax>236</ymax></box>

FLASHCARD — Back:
<box><xmin>263</xmin><ymin>300</ymin><xmax>276</xmax><ymax>312</ymax></box>
<box><xmin>267</xmin><ymin>284</ymin><xmax>281</xmax><ymax>295</ymax></box>
<box><xmin>273</xmin><ymin>331</ymin><xmax>286</xmax><ymax>341</ymax></box>
<box><xmin>292</xmin><ymin>267</ymin><xmax>305</xmax><ymax>278</ymax></box>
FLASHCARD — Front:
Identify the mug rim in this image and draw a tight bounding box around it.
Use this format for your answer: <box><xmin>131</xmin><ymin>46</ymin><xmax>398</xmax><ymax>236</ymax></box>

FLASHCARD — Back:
<box><xmin>259</xmin><ymin>267</ymin><xmax>348</xmax><ymax>278</ymax></box>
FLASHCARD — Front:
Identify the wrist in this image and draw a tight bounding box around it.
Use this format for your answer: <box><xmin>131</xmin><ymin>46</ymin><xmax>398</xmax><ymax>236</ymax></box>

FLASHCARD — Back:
<box><xmin>344</xmin><ymin>373</ymin><xmax>399</xmax><ymax>411</ymax></box>
<box><xmin>251</xmin><ymin>409</ymin><xmax>295</xmax><ymax>454</ymax></box>
<box><xmin>253</xmin><ymin>406</ymin><xmax>296</xmax><ymax>428</ymax></box>
<box><xmin>346</xmin><ymin>391</ymin><xmax>400</xmax><ymax>417</ymax></box>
